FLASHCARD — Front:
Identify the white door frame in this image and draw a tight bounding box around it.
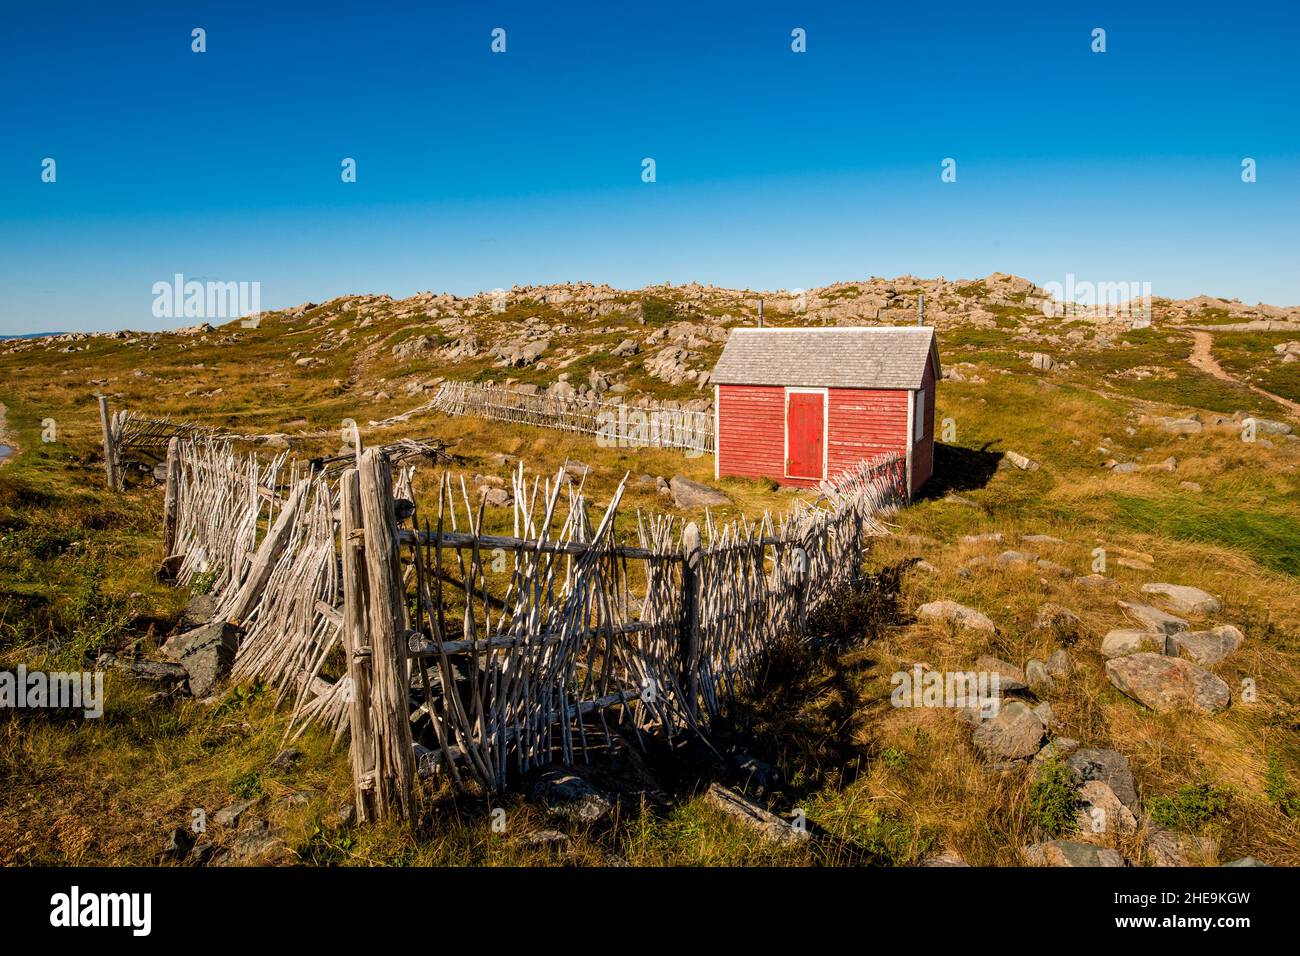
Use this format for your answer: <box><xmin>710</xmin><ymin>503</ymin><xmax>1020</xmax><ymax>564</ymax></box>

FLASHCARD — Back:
<box><xmin>784</xmin><ymin>387</ymin><xmax>829</xmax><ymax>481</ymax></box>
<box><xmin>713</xmin><ymin>384</ymin><xmax>720</xmax><ymax>480</ymax></box>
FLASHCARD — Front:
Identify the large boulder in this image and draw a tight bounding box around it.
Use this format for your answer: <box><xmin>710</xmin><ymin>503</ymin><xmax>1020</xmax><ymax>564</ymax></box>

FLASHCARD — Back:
<box><xmin>971</xmin><ymin>701</ymin><xmax>1045</xmax><ymax>760</ymax></box>
<box><xmin>1172</xmin><ymin>625</ymin><xmax>1244</xmax><ymax>665</ymax></box>
<box><xmin>669</xmin><ymin>476</ymin><xmax>731</xmax><ymax>509</ymax></box>
<box><xmin>1140</xmin><ymin>583</ymin><xmax>1222</xmax><ymax>616</ymax></box>
<box><xmin>1105</xmin><ymin>653</ymin><xmax>1230</xmax><ymax>713</ymax></box>
<box><xmin>918</xmin><ymin>601</ymin><xmax>997</xmax><ymax>633</ymax></box>
<box><xmin>164</xmin><ymin>620</ymin><xmax>241</xmax><ymax>698</ymax></box>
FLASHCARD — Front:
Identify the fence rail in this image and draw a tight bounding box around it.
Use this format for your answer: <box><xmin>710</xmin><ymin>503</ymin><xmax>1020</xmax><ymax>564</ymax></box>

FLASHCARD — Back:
<box><xmin>428</xmin><ymin>380</ymin><xmax>715</xmax><ymax>454</ymax></box>
<box><xmin>161</xmin><ymin>427</ymin><xmax>906</xmax><ymax>820</ymax></box>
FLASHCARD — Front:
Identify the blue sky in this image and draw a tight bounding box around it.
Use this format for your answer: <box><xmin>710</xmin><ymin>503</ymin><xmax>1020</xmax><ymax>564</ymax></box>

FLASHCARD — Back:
<box><xmin>2</xmin><ymin>0</ymin><xmax>1297</xmax><ymax>334</ymax></box>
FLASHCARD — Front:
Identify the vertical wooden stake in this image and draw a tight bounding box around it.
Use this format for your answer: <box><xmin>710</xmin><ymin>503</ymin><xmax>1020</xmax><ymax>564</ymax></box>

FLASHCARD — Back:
<box><xmin>340</xmin><ymin>468</ymin><xmax>379</xmax><ymax>823</ymax></box>
<box><xmin>679</xmin><ymin>521</ymin><xmax>702</xmax><ymax>720</ymax></box>
<box><xmin>358</xmin><ymin>448</ymin><xmax>416</xmax><ymax>821</ymax></box>
<box><xmin>162</xmin><ymin>437</ymin><xmax>181</xmax><ymax>556</ymax></box>
<box><xmin>97</xmin><ymin>395</ymin><xmax>119</xmax><ymax>491</ymax></box>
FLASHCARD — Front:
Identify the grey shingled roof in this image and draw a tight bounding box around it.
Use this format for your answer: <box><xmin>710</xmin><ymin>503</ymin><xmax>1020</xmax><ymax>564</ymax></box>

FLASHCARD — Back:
<box><xmin>710</xmin><ymin>326</ymin><xmax>940</xmax><ymax>389</ymax></box>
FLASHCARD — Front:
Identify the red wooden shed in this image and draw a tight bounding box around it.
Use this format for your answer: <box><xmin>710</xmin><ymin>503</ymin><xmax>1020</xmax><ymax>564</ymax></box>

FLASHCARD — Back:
<box><xmin>710</xmin><ymin>326</ymin><xmax>940</xmax><ymax>495</ymax></box>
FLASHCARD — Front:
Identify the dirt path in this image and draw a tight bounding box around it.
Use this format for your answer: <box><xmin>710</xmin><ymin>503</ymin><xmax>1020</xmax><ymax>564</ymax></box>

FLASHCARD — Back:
<box><xmin>1187</xmin><ymin>330</ymin><xmax>1300</xmax><ymax>418</ymax></box>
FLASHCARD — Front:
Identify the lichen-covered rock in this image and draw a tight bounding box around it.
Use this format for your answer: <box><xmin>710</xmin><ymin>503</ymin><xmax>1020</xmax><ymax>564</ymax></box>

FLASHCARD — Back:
<box><xmin>1140</xmin><ymin>582</ymin><xmax>1222</xmax><ymax>616</ymax></box>
<box><xmin>1172</xmin><ymin>625</ymin><xmax>1244</xmax><ymax>665</ymax></box>
<box><xmin>918</xmin><ymin>601</ymin><xmax>997</xmax><ymax>633</ymax></box>
<box><xmin>1105</xmin><ymin>653</ymin><xmax>1231</xmax><ymax>713</ymax></box>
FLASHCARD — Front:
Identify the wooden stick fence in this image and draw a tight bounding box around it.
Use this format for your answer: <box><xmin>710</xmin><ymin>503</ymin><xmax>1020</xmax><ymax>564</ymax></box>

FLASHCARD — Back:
<box><xmin>161</xmin><ymin>430</ymin><xmax>906</xmax><ymax>820</ymax></box>
<box><xmin>429</xmin><ymin>380</ymin><xmax>715</xmax><ymax>454</ymax></box>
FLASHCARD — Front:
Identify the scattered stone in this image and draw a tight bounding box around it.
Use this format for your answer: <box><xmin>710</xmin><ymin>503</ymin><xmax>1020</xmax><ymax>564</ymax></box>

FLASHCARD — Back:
<box><xmin>178</xmin><ymin>593</ymin><xmax>218</xmax><ymax>630</ymax></box>
<box><xmin>1023</xmin><ymin>840</ymin><xmax>1125</xmax><ymax>867</ymax></box>
<box><xmin>961</xmin><ymin>532</ymin><xmax>1003</xmax><ymax>544</ymax></box>
<box><xmin>1118</xmin><ymin>601</ymin><xmax>1188</xmax><ymax>635</ymax></box>
<box><xmin>610</xmin><ymin>338</ymin><xmax>639</xmax><ymax>357</ymax></box>
<box><xmin>1030</xmin><ymin>352</ymin><xmax>1055</xmax><ymax>371</ymax></box>
<box><xmin>1034</xmin><ymin>603</ymin><xmax>1080</xmax><ymax>635</ymax></box>
<box><xmin>1074</xmin><ymin>573</ymin><xmax>1115</xmax><ymax>589</ymax></box>
<box><xmin>1172</xmin><ymin>625</ymin><xmax>1244</xmax><ymax>665</ymax></box>
<box><xmin>704</xmin><ymin>783</ymin><xmax>808</xmax><ymax>845</ymax></box>
<box><xmin>269</xmin><ymin>748</ymin><xmax>303</xmax><ymax>771</ymax></box>
<box><xmin>1140</xmin><ymin>583</ymin><xmax>1222</xmax><ymax>615</ymax></box>
<box><xmin>669</xmin><ymin>476</ymin><xmax>731</xmax><ymax>509</ymax></box>
<box><xmin>1105</xmin><ymin>653</ymin><xmax>1231</xmax><ymax>713</ymax></box>
<box><xmin>1036</xmin><ymin>559</ymin><xmax>1073</xmax><ymax>577</ymax></box>
<box><xmin>98</xmin><ymin>654</ymin><xmax>188</xmax><ymax>690</ymax></box>
<box><xmin>996</xmin><ymin>549</ymin><xmax>1038</xmax><ymax>567</ymax></box>
<box><xmin>226</xmin><ymin>820</ymin><xmax>288</xmax><ymax>864</ymax></box>
<box><xmin>1075</xmin><ymin>781</ymin><xmax>1138</xmax><ymax>842</ymax></box>
<box><xmin>1179</xmin><ymin>481</ymin><xmax>1203</xmax><ymax>492</ymax></box>
<box><xmin>918</xmin><ymin>601</ymin><xmax>997</xmax><ymax>633</ymax></box>
<box><xmin>278</xmin><ymin>789</ymin><xmax>320</xmax><ymax>809</ymax></box>
<box><xmin>519</xmin><ymin>829</ymin><xmax>570</xmax><ymax>851</ymax></box>
<box><xmin>1066</xmin><ymin>749</ymin><xmax>1139</xmax><ymax>811</ymax></box>
<box><xmin>213</xmin><ymin>799</ymin><xmax>257</xmax><ymax>827</ymax></box>
<box><xmin>1022</xmin><ymin>534</ymin><xmax>1065</xmax><ymax>545</ymax></box>
<box><xmin>1005</xmin><ymin>451</ymin><xmax>1040</xmax><ymax>471</ymax></box>
<box><xmin>1025</xmin><ymin>659</ymin><xmax>1055</xmax><ymax>696</ymax></box>
<box><xmin>1101</xmin><ymin>628</ymin><xmax>1173</xmax><ymax>658</ymax></box>
<box><xmin>482</xmin><ymin>487</ymin><xmax>511</xmax><ymax>507</ymax></box>
<box><xmin>160</xmin><ymin>825</ymin><xmax>194</xmax><ymax>862</ymax></box>
<box><xmin>1156</xmin><ymin>416</ymin><xmax>1203</xmax><ymax>435</ymax></box>
<box><xmin>1148</xmin><ymin>829</ymin><xmax>1219</xmax><ymax>867</ymax></box>
<box><xmin>528</xmin><ymin>768</ymin><xmax>613</xmax><ymax>823</ymax></box>
<box><xmin>1032</xmin><ymin>737</ymin><xmax>1080</xmax><ymax>764</ymax></box>
<box><xmin>163</xmin><ymin>620</ymin><xmax>241</xmax><ymax>698</ymax></box>
<box><xmin>1046</xmin><ymin>649</ymin><xmax>1075</xmax><ymax>679</ymax></box>
<box><xmin>1223</xmin><ymin>856</ymin><xmax>1269</xmax><ymax>867</ymax></box>
<box><xmin>974</xmin><ymin>654</ymin><xmax>1026</xmax><ymax>690</ymax></box>
<box><xmin>972</xmin><ymin>701</ymin><xmax>1046</xmax><ymax>760</ymax></box>
<box><xmin>921</xmin><ymin>849</ymin><xmax>971</xmax><ymax>867</ymax></box>
<box><xmin>188</xmin><ymin>839</ymin><xmax>219</xmax><ymax>866</ymax></box>
<box><xmin>1032</xmin><ymin>701</ymin><xmax>1056</xmax><ymax>729</ymax></box>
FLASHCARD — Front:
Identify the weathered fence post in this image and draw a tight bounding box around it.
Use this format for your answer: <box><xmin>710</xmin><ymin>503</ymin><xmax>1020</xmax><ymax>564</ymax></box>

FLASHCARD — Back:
<box><xmin>340</xmin><ymin>467</ymin><xmax>379</xmax><ymax>823</ymax></box>
<box><xmin>679</xmin><ymin>521</ymin><xmax>702</xmax><ymax>719</ymax></box>
<box><xmin>161</xmin><ymin>437</ymin><xmax>181</xmax><ymax>557</ymax></box>
<box><xmin>97</xmin><ymin>395</ymin><xmax>119</xmax><ymax>491</ymax></box>
<box><xmin>357</xmin><ymin>448</ymin><xmax>416</xmax><ymax>820</ymax></box>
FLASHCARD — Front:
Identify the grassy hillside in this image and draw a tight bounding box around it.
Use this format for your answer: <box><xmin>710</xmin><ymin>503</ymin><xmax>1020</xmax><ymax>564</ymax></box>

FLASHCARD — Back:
<box><xmin>2</xmin><ymin>275</ymin><xmax>1298</xmax><ymax>866</ymax></box>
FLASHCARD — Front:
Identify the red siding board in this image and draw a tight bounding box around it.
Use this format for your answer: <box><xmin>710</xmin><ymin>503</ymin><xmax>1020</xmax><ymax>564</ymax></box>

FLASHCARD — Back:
<box><xmin>718</xmin><ymin>382</ymin><xmax>933</xmax><ymax>491</ymax></box>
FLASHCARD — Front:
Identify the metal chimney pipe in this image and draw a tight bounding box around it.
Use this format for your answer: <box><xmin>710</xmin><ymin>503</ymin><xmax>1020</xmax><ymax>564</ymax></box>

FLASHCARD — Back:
<box><xmin>758</xmin><ymin>298</ymin><xmax>764</xmax><ymax>328</ymax></box>
<box><xmin>917</xmin><ymin>294</ymin><xmax>925</xmax><ymax>326</ymax></box>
